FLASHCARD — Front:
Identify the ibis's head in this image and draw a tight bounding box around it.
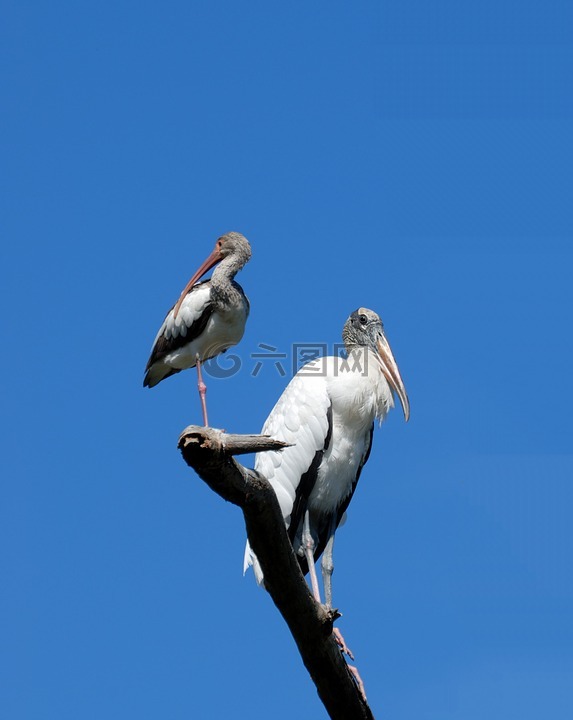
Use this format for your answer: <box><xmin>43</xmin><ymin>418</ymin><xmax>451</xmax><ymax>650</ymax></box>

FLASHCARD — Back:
<box><xmin>173</xmin><ymin>232</ymin><xmax>251</xmax><ymax>318</ymax></box>
<box><xmin>343</xmin><ymin>307</ymin><xmax>410</xmax><ymax>421</ymax></box>
<box><xmin>215</xmin><ymin>231</ymin><xmax>252</xmax><ymax>264</ymax></box>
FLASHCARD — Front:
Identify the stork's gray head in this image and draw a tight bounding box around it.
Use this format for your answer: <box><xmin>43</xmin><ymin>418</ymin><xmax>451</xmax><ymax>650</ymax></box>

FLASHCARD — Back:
<box><xmin>343</xmin><ymin>307</ymin><xmax>410</xmax><ymax>421</ymax></box>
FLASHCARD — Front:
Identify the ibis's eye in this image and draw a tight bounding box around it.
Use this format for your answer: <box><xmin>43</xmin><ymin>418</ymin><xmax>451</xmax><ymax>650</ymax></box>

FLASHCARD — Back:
<box><xmin>359</xmin><ymin>314</ymin><xmax>368</xmax><ymax>325</ymax></box>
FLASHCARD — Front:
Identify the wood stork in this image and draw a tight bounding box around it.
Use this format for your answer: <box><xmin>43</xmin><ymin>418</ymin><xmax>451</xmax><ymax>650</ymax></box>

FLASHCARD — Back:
<box><xmin>144</xmin><ymin>232</ymin><xmax>251</xmax><ymax>425</ymax></box>
<box><xmin>244</xmin><ymin>307</ymin><xmax>409</xmax><ymax>624</ymax></box>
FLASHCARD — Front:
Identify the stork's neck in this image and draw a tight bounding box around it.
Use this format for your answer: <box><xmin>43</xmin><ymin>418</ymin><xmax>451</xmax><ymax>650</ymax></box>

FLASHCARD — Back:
<box><xmin>344</xmin><ymin>346</ymin><xmax>395</xmax><ymax>422</ymax></box>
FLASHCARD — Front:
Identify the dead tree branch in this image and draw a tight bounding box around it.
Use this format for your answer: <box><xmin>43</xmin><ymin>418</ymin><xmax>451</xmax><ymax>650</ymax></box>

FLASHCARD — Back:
<box><xmin>178</xmin><ymin>425</ymin><xmax>375</xmax><ymax>720</ymax></box>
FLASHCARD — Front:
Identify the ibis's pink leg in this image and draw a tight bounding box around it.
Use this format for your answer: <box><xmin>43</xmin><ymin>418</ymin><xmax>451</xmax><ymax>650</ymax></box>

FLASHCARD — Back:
<box><xmin>195</xmin><ymin>355</ymin><xmax>209</xmax><ymax>427</ymax></box>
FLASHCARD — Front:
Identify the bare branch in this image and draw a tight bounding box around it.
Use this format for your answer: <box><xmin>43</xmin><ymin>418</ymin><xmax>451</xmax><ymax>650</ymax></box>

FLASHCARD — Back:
<box><xmin>178</xmin><ymin>425</ymin><xmax>375</xmax><ymax>720</ymax></box>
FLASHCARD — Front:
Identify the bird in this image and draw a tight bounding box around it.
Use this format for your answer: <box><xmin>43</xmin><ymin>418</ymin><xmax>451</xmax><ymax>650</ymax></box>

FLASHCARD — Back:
<box><xmin>144</xmin><ymin>231</ymin><xmax>251</xmax><ymax>425</ymax></box>
<box><xmin>244</xmin><ymin>307</ymin><xmax>409</xmax><ymax>623</ymax></box>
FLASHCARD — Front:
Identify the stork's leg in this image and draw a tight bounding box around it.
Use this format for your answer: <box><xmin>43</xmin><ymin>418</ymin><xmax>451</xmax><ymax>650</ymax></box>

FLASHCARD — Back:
<box><xmin>321</xmin><ymin>524</ymin><xmax>355</xmax><ymax>660</ymax></box>
<box><xmin>195</xmin><ymin>354</ymin><xmax>209</xmax><ymax>426</ymax></box>
<box><xmin>302</xmin><ymin>510</ymin><xmax>321</xmax><ymax>603</ymax></box>
<box><xmin>321</xmin><ymin>522</ymin><xmax>336</xmax><ymax>610</ymax></box>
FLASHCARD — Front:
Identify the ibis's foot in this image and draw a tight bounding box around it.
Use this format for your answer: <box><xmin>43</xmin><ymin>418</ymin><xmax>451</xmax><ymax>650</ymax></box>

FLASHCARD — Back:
<box><xmin>333</xmin><ymin>627</ymin><xmax>355</xmax><ymax>660</ymax></box>
<box><xmin>347</xmin><ymin>663</ymin><xmax>367</xmax><ymax>702</ymax></box>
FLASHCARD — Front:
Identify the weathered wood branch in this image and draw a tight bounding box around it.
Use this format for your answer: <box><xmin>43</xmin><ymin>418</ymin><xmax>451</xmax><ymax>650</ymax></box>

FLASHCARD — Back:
<box><xmin>178</xmin><ymin>425</ymin><xmax>375</xmax><ymax>720</ymax></box>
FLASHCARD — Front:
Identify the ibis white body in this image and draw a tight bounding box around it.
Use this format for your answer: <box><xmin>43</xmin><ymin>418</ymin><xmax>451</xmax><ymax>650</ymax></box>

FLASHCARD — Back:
<box><xmin>144</xmin><ymin>232</ymin><xmax>251</xmax><ymax>409</ymax></box>
<box><xmin>144</xmin><ymin>280</ymin><xmax>249</xmax><ymax>387</ymax></box>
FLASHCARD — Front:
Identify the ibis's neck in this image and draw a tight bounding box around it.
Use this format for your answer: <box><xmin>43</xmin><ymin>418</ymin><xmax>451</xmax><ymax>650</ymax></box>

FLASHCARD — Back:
<box><xmin>210</xmin><ymin>255</ymin><xmax>245</xmax><ymax>308</ymax></box>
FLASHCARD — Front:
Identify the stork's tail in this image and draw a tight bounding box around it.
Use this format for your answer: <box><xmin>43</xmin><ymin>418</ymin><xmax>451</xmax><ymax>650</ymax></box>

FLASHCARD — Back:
<box><xmin>243</xmin><ymin>540</ymin><xmax>265</xmax><ymax>586</ymax></box>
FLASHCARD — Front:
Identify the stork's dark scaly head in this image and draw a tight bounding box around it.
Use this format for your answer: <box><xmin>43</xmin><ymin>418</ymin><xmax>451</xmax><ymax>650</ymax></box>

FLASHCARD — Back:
<box><xmin>343</xmin><ymin>307</ymin><xmax>410</xmax><ymax>421</ymax></box>
<box><xmin>173</xmin><ymin>231</ymin><xmax>251</xmax><ymax>319</ymax></box>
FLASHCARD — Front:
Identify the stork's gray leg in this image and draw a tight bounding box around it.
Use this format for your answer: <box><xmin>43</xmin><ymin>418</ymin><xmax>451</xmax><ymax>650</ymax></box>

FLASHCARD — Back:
<box><xmin>195</xmin><ymin>354</ymin><xmax>209</xmax><ymax>426</ymax></box>
<box><xmin>321</xmin><ymin>519</ymin><xmax>355</xmax><ymax>660</ymax></box>
<box><xmin>321</xmin><ymin>522</ymin><xmax>336</xmax><ymax>609</ymax></box>
<box><xmin>302</xmin><ymin>510</ymin><xmax>321</xmax><ymax>603</ymax></box>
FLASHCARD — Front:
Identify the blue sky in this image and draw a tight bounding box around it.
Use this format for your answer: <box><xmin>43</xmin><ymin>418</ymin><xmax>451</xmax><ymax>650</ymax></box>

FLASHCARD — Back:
<box><xmin>1</xmin><ymin>2</ymin><xmax>572</xmax><ymax>718</ymax></box>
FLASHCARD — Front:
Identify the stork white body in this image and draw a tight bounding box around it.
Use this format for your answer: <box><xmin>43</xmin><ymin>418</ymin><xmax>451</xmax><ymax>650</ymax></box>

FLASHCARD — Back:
<box><xmin>244</xmin><ymin>350</ymin><xmax>391</xmax><ymax>590</ymax></box>
<box><xmin>244</xmin><ymin>308</ymin><xmax>410</xmax><ymax>609</ymax></box>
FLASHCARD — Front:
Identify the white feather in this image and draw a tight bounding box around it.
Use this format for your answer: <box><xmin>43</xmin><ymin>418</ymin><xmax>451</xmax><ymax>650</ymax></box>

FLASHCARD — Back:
<box><xmin>244</xmin><ymin>349</ymin><xmax>394</xmax><ymax>583</ymax></box>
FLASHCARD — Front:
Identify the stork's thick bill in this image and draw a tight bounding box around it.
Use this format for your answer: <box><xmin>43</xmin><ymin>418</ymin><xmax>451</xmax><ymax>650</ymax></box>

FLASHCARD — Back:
<box><xmin>172</xmin><ymin>243</ymin><xmax>224</xmax><ymax>319</ymax></box>
<box><xmin>376</xmin><ymin>334</ymin><xmax>410</xmax><ymax>421</ymax></box>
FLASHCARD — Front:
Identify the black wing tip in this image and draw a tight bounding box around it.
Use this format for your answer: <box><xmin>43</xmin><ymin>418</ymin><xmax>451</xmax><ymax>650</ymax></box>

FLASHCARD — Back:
<box><xmin>143</xmin><ymin>365</ymin><xmax>180</xmax><ymax>388</ymax></box>
<box><xmin>143</xmin><ymin>371</ymin><xmax>156</xmax><ymax>388</ymax></box>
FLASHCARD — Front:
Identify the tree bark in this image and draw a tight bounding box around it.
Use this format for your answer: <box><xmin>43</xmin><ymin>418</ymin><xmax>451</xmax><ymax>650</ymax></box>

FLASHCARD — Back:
<box><xmin>178</xmin><ymin>425</ymin><xmax>375</xmax><ymax>720</ymax></box>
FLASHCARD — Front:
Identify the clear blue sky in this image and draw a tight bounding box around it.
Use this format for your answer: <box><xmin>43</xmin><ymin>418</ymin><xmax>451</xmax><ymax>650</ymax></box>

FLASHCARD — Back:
<box><xmin>2</xmin><ymin>2</ymin><xmax>572</xmax><ymax>718</ymax></box>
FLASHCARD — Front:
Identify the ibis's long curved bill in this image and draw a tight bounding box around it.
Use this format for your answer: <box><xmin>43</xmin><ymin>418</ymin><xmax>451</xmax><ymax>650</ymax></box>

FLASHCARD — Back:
<box><xmin>376</xmin><ymin>335</ymin><xmax>410</xmax><ymax>421</ymax></box>
<box><xmin>172</xmin><ymin>245</ymin><xmax>224</xmax><ymax>319</ymax></box>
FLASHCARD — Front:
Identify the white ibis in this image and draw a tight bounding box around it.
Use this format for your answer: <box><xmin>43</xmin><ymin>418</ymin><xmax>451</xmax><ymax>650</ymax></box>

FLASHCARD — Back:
<box><xmin>144</xmin><ymin>232</ymin><xmax>251</xmax><ymax>425</ymax></box>
<box><xmin>244</xmin><ymin>307</ymin><xmax>409</xmax><ymax>660</ymax></box>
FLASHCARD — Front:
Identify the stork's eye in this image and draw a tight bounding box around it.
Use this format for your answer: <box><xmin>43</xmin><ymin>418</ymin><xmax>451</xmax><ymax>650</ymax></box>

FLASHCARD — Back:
<box><xmin>359</xmin><ymin>314</ymin><xmax>368</xmax><ymax>325</ymax></box>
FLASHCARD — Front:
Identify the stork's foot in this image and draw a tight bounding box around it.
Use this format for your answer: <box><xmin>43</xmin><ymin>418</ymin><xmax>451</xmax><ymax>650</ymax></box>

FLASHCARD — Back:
<box><xmin>330</xmin><ymin>622</ymin><xmax>365</xmax><ymax>699</ymax></box>
<box><xmin>347</xmin><ymin>663</ymin><xmax>367</xmax><ymax>702</ymax></box>
<box><xmin>333</xmin><ymin>627</ymin><xmax>355</xmax><ymax>660</ymax></box>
